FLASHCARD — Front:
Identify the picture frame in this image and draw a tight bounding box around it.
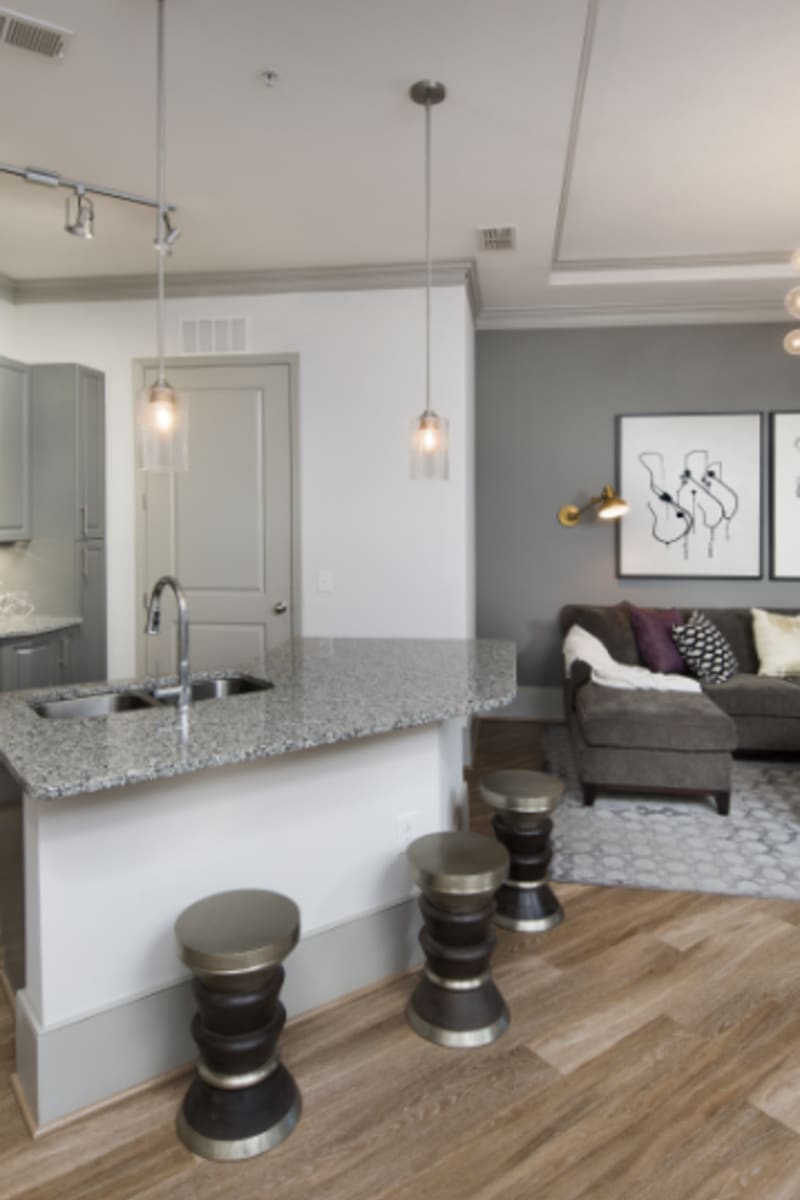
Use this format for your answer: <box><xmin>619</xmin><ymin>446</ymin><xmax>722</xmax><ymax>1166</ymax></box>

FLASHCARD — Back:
<box><xmin>770</xmin><ymin>410</ymin><xmax>800</xmax><ymax>580</ymax></box>
<box><xmin>617</xmin><ymin>412</ymin><xmax>762</xmax><ymax>579</ymax></box>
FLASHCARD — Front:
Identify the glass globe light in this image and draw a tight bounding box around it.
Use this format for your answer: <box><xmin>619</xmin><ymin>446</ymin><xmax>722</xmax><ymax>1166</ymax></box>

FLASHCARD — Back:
<box><xmin>784</xmin><ymin>329</ymin><xmax>800</xmax><ymax>355</ymax></box>
<box><xmin>785</xmin><ymin>287</ymin><xmax>800</xmax><ymax>318</ymax></box>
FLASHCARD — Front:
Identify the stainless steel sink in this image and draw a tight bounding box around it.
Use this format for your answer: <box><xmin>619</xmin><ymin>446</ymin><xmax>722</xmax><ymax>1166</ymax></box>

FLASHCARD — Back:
<box><xmin>154</xmin><ymin>674</ymin><xmax>273</xmax><ymax>705</ymax></box>
<box><xmin>30</xmin><ymin>674</ymin><xmax>273</xmax><ymax>718</ymax></box>
<box><xmin>31</xmin><ymin>692</ymin><xmax>160</xmax><ymax>720</ymax></box>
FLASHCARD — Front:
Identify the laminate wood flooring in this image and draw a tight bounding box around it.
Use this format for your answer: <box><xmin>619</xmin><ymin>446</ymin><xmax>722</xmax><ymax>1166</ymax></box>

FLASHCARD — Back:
<box><xmin>2</xmin><ymin>720</ymin><xmax>800</xmax><ymax>1199</ymax></box>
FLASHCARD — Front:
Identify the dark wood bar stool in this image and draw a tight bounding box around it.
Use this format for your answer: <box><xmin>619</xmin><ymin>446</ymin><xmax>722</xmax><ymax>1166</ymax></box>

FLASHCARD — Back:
<box><xmin>479</xmin><ymin>768</ymin><xmax>564</xmax><ymax>933</ymax></box>
<box><xmin>174</xmin><ymin>888</ymin><xmax>302</xmax><ymax>1162</ymax></box>
<box><xmin>406</xmin><ymin>831</ymin><xmax>510</xmax><ymax>1048</ymax></box>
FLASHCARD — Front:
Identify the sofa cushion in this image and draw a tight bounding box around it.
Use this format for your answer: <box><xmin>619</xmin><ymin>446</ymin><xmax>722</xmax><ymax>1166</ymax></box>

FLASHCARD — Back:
<box><xmin>575</xmin><ymin>683</ymin><xmax>738</xmax><ymax>753</ymax></box>
<box><xmin>559</xmin><ymin>603</ymin><xmax>640</xmax><ymax>665</ymax></box>
<box><xmin>704</xmin><ymin>674</ymin><xmax>800</xmax><ymax>719</ymax></box>
<box><xmin>695</xmin><ymin>609</ymin><xmax>760</xmax><ymax>675</ymax></box>
<box><xmin>672</xmin><ymin>611</ymin><xmax>738</xmax><ymax>684</ymax></box>
<box><xmin>751</xmin><ymin>607</ymin><xmax>800</xmax><ymax>677</ymax></box>
<box><xmin>628</xmin><ymin>604</ymin><xmax>686</xmax><ymax>674</ymax></box>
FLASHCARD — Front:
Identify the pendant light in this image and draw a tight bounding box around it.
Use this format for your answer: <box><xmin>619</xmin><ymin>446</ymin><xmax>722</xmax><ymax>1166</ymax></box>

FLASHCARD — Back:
<box><xmin>409</xmin><ymin>80</ymin><xmax>449</xmax><ymax>481</ymax></box>
<box><xmin>137</xmin><ymin>0</ymin><xmax>188</xmax><ymax>471</ymax></box>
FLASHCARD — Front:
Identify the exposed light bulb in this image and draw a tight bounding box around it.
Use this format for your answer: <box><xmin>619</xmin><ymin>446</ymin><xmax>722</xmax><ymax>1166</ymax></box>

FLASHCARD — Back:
<box><xmin>410</xmin><ymin>411</ymin><xmax>449</xmax><ymax>480</ymax></box>
<box><xmin>785</xmin><ymin>287</ymin><xmax>800</xmax><ymax>318</ymax></box>
<box><xmin>784</xmin><ymin>329</ymin><xmax>800</xmax><ymax>355</ymax></box>
<box><xmin>152</xmin><ymin>396</ymin><xmax>176</xmax><ymax>432</ymax></box>
<box><xmin>791</xmin><ymin>249</ymin><xmax>800</xmax><ymax>270</ymax></box>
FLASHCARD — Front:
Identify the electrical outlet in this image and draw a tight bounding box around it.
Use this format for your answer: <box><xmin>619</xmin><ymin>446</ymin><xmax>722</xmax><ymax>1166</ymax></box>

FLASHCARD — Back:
<box><xmin>317</xmin><ymin>568</ymin><xmax>334</xmax><ymax>593</ymax></box>
<box><xmin>395</xmin><ymin>810</ymin><xmax>417</xmax><ymax>852</ymax></box>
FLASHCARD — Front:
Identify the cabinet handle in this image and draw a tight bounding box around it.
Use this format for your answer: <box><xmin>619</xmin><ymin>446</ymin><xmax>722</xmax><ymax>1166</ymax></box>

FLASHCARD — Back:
<box><xmin>80</xmin><ymin>506</ymin><xmax>88</xmax><ymax>537</ymax></box>
<box><xmin>81</xmin><ymin>545</ymin><xmax>89</xmax><ymax>579</ymax></box>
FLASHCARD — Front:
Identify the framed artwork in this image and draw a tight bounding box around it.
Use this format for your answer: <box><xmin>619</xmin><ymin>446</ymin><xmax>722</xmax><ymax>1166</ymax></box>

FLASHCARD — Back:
<box><xmin>617</xmin><ymin>412</ymin><xmax>762</xmax><ymax>579</ymax></box>
<box><xmin>770</xmin><ymin>411</ymin><xmax>800</xmax><ymax>579</ymax></box>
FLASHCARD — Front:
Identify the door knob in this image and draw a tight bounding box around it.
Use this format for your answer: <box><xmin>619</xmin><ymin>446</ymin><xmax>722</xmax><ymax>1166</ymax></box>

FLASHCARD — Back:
<box><xmin>273</xmin><ymin>601</ymin><xmax>288</xmax><ymax>614</ymax></box>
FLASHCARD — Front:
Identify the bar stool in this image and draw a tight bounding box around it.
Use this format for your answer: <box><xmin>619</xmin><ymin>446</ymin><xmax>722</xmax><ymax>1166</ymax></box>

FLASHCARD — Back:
<box><xmin>406</xmin><ymin>831</ymin><xmax>510</xmax><ymax>1048</ymax></box>
<box><xmin>479</xmin><ymin>768</ymin><xmax>564</xmax><ymax>933</ymax></box>
<box><xmin>174</xmin><ymin>888</ymin><xmax>302</xmax><ymax>1162</ymax></box>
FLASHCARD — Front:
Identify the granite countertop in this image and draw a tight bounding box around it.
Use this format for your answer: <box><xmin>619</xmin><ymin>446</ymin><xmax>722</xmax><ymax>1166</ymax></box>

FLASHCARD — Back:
<box><xmin>0</xmin><ymin>615</ymin><xmax>82</xmax><ymax>640</ymax></box>
<box><xmin>0</xmin><ymin>638</ymin><xmax>516</xmax><ymax>800</ymax></box>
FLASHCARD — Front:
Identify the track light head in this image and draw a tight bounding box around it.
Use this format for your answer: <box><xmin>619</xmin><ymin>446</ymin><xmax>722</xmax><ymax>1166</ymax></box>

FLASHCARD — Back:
<box><xmin>65</xmin><ymin>187</ymin><xmax>94</xmax><ymax>239</ymax></box>
<box><xmin>154</xmin><ymin>209</ymin><xmax>181</xmax><ymax>254</ymax></box>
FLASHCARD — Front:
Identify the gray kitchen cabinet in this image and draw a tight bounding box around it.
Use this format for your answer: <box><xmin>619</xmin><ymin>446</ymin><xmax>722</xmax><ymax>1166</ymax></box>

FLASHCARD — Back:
<box><xmin>73</xmin><ymin>541</ymin><xmax>106</xmax><ymax>684</ymax></box>
<box><xmin>0</xmin><ymin>357</ymin><xmax>31</xmax><ymax>543</ymax></box>
<box><xmin>30</xmin><ymin>364</ymin><xmax>105</xmax><ymax>543</ymax></box>
<box><xmin>0</xmin><ymin>627</ymin><xmax>77</xmax><ymax>692</ymax></box>
<box><xmin>1</xmin><ymin>635</ymin><xmax>58</xmax><ymax>691</ymax></box>
<box><xmin>30</xmin><ymin>364</ymin><xmax>106</xmax><ymax>683</ymax></box>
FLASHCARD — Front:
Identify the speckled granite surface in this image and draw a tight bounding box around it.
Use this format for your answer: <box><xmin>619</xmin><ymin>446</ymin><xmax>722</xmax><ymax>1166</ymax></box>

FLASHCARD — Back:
<box><xmin>0</xmin><ymin>615</ymin><xmax>82</xmax><ymax>640</ymax></box>
<box><xmin>0</xmin><ymin>638</ymin><xmax>516</xmax><ymax>800</ymax></box>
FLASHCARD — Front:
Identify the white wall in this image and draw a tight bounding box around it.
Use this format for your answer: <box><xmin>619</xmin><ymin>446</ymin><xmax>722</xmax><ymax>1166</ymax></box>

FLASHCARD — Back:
<box><xmin>11</xmin><ymin>285</ymin><xmax>475</xmax><ymax>676</ymax></box>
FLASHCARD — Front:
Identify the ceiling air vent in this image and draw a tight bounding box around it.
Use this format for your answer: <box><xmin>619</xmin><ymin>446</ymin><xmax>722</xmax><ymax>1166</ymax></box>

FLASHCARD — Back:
<box><xmin>0</xmin><ymin>7</ymin><xmax>72</xmax><ymax>58</ymax></box>
<box><xmin>477</xmin><ymin>226</ymin><xmax>516</xmax><ymax>252</ymax></box>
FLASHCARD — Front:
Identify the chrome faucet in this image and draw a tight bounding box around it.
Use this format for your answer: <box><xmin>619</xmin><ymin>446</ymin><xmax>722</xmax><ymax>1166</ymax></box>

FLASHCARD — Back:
<box><xmin>145</xmin><ymin>575</ymin><xmax>191</xmax><ymax>712</ymax></box>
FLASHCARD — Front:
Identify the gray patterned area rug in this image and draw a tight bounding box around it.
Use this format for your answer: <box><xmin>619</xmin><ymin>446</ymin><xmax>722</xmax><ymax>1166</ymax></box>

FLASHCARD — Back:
<box><xmin>542</xmin><ymin>725</ymin><xmax>800</xmax><ymax>900</ymax></box>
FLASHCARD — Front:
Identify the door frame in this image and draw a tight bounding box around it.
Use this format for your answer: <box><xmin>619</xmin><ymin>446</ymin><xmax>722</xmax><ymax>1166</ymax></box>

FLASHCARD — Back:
<box><xmin>133</xmin><ymin>353</ymin><xmax>301</xmax><ymax>676</ymax></box>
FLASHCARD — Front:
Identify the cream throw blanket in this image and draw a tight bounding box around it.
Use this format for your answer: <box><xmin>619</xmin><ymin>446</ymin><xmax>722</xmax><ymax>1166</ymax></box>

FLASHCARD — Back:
<box><xmin>563</xmin><ymin>624</ymin><xmax>701</xmax><ymax>693</ymax></box>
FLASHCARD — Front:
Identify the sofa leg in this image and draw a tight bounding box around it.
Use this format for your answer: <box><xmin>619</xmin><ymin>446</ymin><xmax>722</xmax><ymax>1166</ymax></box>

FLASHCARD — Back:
<box><xmin>715</xmin><ymin>790</ymin><xmax>731</xmax><ymax>817</ymax></box>
<box><xmin>582</xmin><ymin>784</ymin><xmax>597</xmax><ymax>807</ymax></box>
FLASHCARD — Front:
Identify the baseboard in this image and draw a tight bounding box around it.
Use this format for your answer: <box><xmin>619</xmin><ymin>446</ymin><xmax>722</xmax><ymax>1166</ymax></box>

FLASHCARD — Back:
<box><xmin>15</xmin><ymin>897</ymin><xmax>423</xmax><ymax>1128</ymax></box>
<box><xmin>486</xmin><ymin>686</ymin><xmax>564</xmax><ymax>721</ymax></box>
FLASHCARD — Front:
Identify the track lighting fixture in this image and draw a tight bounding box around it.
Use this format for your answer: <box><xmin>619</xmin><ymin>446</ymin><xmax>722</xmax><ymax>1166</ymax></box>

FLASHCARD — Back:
<box><xmin>155</xmin><ymin>209</ymin><xmax>181</xmax><ymax>252</ymax></box>
<box><xmin>64</xmin><ymin>187</ymin><xmax>94</xmax><ymax>239</ymax></box>
<box><xmin>0</xmin><ymin>162</ymin><xmax>177</xmax><ymax>240</ymax></box>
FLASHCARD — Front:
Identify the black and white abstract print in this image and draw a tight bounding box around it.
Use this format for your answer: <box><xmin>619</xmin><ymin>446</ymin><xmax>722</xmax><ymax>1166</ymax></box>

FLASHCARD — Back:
<box><xmin>619</xmin><ymin>414</ymin><xmax>761</xmax><ymax>578</ymax></box>
<box><xmin>771</xmin><ymin>411</ymin><xmax>800</xmax><ymax>579</ymax></box>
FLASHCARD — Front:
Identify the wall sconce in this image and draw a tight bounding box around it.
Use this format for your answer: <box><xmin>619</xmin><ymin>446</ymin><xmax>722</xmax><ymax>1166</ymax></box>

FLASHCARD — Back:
<box><xmin>557</xmin><ymin>485</ymin><xmax>629</xmax><ymax>527</ymax></box>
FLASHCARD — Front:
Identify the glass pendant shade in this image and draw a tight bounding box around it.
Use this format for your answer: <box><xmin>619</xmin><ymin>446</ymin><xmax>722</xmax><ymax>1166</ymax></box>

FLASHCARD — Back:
<box><xmin>410</xmin><ymin>411</ymin><xmax>449</xmax><ymax>480</ymax></box>
<box><xmin>137</xmin><ymin>383</ymin><xmax>188</xmax><ymax>471</ymax></box>
<box><xmin>784</xmin><ymin>329</ymin><xmax>800</xmax><ymax>355</ymax></box>
<box><xmin>785</xmin><ymin>287</ymin><xmax>800</xmax><ymax>318</ymax></box>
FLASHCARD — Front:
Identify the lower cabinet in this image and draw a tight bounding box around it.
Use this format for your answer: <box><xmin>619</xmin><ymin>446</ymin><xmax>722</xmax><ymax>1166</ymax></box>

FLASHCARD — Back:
<box><xmin>73</xmin><ymin>540</ymin><xmax>107</xmax><ymax>685</ymax></box>
<box><xmin>0</xmin><ymin>629</ymin><xmax>76</xmax><ymax>692</ymax></box>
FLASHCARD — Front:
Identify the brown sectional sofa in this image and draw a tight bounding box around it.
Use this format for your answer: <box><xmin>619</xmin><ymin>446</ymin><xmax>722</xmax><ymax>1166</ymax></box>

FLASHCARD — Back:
<box><xmin>559</xmin><ymin>604</ymin><xmax>800</xmax><ymax>816</ymax></box>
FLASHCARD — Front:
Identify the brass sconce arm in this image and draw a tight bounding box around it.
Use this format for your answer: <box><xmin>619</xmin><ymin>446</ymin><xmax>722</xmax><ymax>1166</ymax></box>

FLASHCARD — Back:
<box><xmin>557</xmin><ymin>485</ymin><xmax>629</xmax><ymax>527</ymax></box>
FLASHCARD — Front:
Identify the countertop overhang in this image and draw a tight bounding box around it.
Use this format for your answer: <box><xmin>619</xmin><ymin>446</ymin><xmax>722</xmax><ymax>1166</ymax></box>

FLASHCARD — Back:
<box><xmin>0</xmin><ymin>638</ymin><xmax>516</xmax><ymax>800</ymax></box>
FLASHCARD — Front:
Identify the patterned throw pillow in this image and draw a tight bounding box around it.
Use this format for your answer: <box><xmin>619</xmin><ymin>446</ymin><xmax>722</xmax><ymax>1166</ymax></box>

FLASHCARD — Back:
<box><xmin>671</xmin><ymin>611</ymin><xmax>739</xmax><ymax>685</ymax></box>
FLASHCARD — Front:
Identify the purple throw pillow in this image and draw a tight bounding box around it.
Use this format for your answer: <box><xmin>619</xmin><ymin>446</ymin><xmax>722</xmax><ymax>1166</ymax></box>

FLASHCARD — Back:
<box><xmin>628</xmin><ymin>604</ymin><xmax>687</xmax><ymax>675</ymax></box>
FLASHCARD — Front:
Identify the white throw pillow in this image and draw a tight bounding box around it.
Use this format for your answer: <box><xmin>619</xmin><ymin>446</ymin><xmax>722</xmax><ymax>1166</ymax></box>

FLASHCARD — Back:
<box><xmin>751</xmin><ymin>608</ymin><xmax>800</xmax><ymax>677</ymax></box>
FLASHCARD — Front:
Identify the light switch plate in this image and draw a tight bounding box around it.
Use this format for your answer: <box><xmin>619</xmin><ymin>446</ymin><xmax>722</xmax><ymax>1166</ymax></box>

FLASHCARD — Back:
<box><xmin>317</xmin><ymin>569</ymin><xmax>334</xmax><ymax>593</ymax></box>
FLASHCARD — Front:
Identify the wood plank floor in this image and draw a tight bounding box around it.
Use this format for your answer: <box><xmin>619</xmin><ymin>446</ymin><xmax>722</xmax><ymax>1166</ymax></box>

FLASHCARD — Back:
<box><xmin>3</xmin><ymin>719</ymin><xmax>800</xmax><ymax>1199</ymax></box>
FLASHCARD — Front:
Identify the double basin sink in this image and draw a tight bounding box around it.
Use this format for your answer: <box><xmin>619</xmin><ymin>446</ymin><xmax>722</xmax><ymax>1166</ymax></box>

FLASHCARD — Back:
<box><xmin>31</xmin><ymin>674</ymin><xmax>272</xmax><ymax>720</ymax></box>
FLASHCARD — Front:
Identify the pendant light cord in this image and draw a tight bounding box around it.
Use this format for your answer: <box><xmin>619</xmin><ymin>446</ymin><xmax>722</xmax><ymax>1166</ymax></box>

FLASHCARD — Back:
<box><xmin>155</xmin><ymin>0</ymin><xmax>166</xmax><ymax>386</ymax></box>
<box><xmin>424</xmin><ymin>97</ymin><xmax>432</xmax><ymax>417</ymax></box>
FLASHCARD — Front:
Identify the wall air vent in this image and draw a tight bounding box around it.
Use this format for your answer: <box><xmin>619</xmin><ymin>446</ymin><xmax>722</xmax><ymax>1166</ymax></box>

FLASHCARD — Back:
<box><xmin>478</xmin><ymin>226</ymin><xmax>516</xmax><ymax>251</ymax></box>
<box><xmin>0</xmin><ymin>7</ymin><xmax>72</xmax><ymax>58</ymax></box>
<box><xmin>181</xmin><ymin>317</ymin><xmax>248</xmax><ymax>356</ymax></box>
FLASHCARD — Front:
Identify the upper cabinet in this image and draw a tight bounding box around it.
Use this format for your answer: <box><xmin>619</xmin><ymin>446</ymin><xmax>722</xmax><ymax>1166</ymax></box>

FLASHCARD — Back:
<box><xmin>30</xmin><ymin>364</ymin><xmax>106</xmax><ymax>543</ymax></box>
<box><xmin>0</xmin><ymin>357</ymin><xmax>31</xmax><ymax>543</ymax></box>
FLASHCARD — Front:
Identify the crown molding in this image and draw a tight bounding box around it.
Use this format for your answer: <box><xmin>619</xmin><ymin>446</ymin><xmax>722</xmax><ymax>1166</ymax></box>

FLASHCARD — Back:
<box><xmin>8</xmin><ymin>259</ymin><xmax>480</xmax><ymax>310</ymax></box>
<box><xmin>476</xmin><ymin>297</ymin><xmax>789</xmax><ymax>331</ymax></box>
<box><xmin>553</xmin><ymin>250</ymin><xmax>791</xmax><ymax>273</ymax></box>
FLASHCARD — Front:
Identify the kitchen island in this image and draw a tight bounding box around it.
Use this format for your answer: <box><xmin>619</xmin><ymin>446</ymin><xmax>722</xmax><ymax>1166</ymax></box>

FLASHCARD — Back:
<box><xmin>0</xmin><ymin>637</ymin><xmax>515</xmax><ymax>1129</ymax></box>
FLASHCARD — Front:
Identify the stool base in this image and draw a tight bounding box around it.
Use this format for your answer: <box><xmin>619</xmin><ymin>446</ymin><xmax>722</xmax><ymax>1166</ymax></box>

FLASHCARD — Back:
<box><xmin>407</xmin><ymin>973</ymin><xmax>509</xmax><ymax>1049</ymax></box>
<box><xmin>177</xmin><ymin>1064</ymin><xmax>301</xmax><ymax>1162</ymax></box>
<box><xmin>406</xmin><ymin>999</ymin><xmax>509</xmax><ymax>1048</ymax></box>
<box><xmin>495</xmin><ymin>880</ymin><xmax>563</xmax><ymax>933</ymax></box>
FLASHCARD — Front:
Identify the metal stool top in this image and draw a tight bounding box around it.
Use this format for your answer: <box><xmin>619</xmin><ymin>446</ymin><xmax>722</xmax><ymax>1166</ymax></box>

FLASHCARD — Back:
<box><xmin>407</xmin><ymin>831</ymin><xmax>508</xmax><ymax>895</ymax></box>
<box><xmin>175</xmin><ymin>888</ymin><xmax>300</xmax><ymax>974</ymax></box>
<box><xmin>479</xmin><ymin>768</ymin><xmax>563</xmax><ymax>815</ymax></box>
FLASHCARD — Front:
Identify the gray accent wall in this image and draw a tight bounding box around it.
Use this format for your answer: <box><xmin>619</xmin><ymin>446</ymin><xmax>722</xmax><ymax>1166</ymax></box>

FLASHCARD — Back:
<box><xmin>477</xmin><ymin>324</ymin><xmax>800</xmax><ymax>688</ymax></box>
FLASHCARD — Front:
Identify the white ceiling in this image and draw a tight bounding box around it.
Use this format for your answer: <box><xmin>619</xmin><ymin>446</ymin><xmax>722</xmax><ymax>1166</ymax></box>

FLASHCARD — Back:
<box><xmin>1</xmin><ymin>0</ymin><xmax>798</xmax><ymax>326</ymax></box>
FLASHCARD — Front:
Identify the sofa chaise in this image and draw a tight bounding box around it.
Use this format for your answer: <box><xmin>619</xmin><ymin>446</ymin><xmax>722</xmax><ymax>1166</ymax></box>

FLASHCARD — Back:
<box><xmin>559</xmin><ymin>603</ymin><xmax>800</xmax><ymax>816</ymax></box>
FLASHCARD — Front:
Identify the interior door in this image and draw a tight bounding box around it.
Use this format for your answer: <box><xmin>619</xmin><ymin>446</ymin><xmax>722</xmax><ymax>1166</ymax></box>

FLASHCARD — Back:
<box><xmin>139</xmin><ymin>361</ymin><xmax>293</xmax><ymax>677</ymax></box>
